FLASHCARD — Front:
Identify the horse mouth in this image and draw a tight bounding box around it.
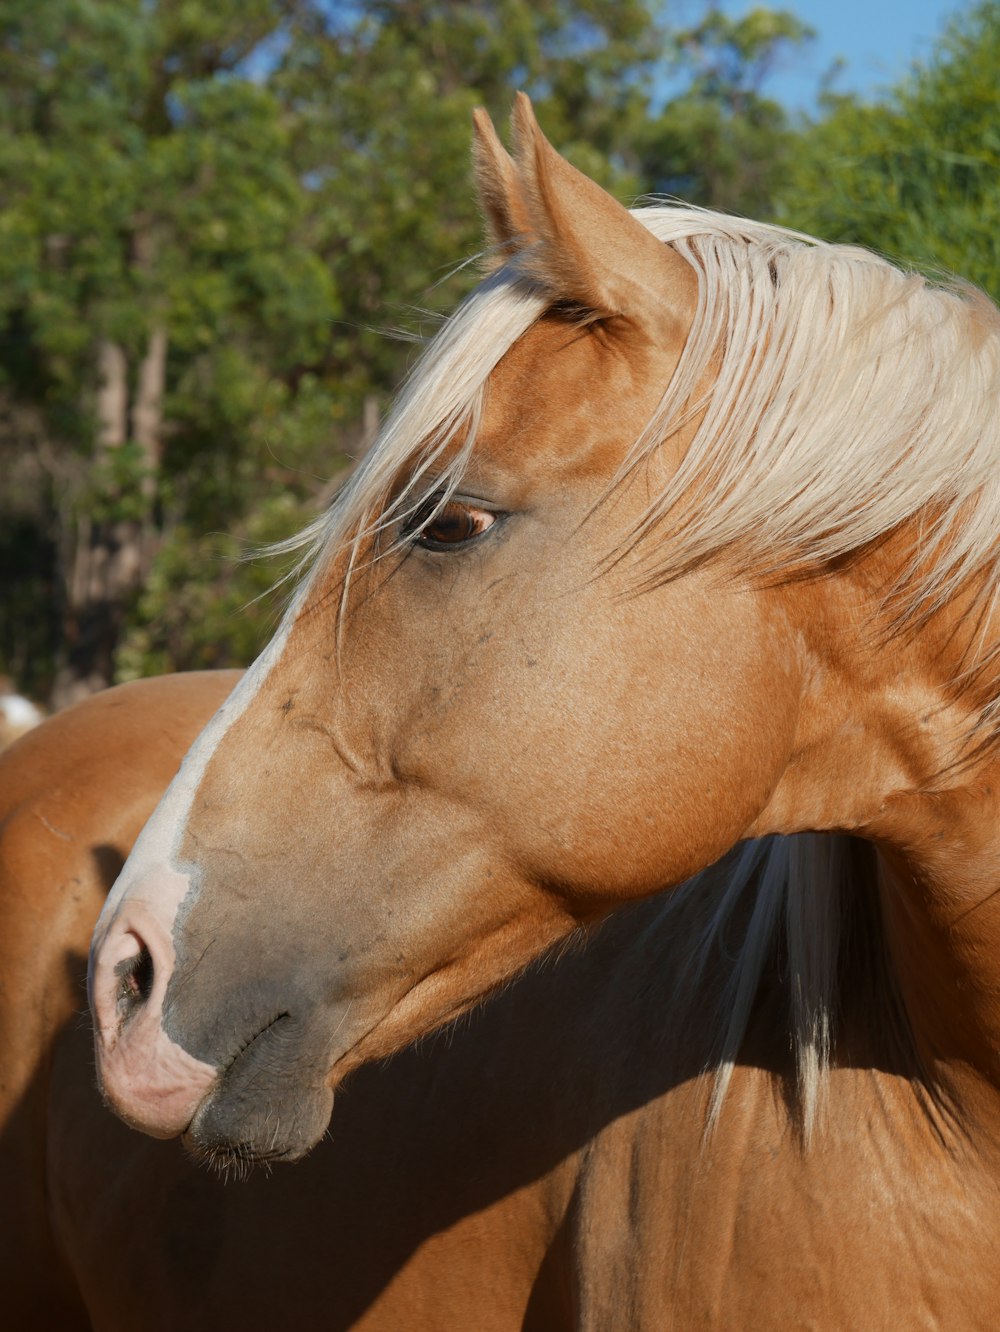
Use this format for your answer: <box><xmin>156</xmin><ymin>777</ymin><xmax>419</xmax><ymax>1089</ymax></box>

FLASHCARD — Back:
<box><xmin>218</xmin><ymin>1009</ymin><xmax>292</xmax><ymax>1073</ymax></box>
<box><xmin>179</xmin><ymin>1010</ymin><xmax>340</xmax><ymax>1168</ymax></box>
<box><xmin>174</xmin><ymin>964</ymin><xmax>489</xmax><ymax>1170</ymax></box>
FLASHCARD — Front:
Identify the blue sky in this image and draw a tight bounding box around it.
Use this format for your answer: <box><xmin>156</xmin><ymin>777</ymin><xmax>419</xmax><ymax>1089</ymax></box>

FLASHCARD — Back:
<box><xmin>719</xmin><ymin>0</ymin><xmax>967</xmax><ymax>111</ymax></box>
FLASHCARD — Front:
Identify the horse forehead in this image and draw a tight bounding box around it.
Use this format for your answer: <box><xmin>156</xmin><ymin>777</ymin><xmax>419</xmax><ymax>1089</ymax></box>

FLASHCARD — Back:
<box><xmin>477</xmin><ymin>316</ymin><xmax>671</xmax><ymax>474</ymax></box>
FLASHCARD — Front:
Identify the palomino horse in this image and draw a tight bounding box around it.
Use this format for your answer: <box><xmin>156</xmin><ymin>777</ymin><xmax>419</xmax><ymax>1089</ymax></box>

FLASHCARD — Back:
<box><xmin>5</xmin><ymin>96</ymin><xmax>1000</xmax><ymax>1325</ymax></box>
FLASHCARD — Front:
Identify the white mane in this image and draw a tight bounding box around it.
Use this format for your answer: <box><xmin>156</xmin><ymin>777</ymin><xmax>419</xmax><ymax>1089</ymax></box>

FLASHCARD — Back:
<box><xmin>628</xmin><ymin>209</ymin><xmax>1000</xmax><ymax>630</ymax></box>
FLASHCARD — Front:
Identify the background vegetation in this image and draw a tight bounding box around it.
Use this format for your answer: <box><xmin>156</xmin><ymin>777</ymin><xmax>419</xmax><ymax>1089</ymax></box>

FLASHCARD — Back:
<box><xmin>1</xmin><ymin>0</ymin><xmax>997</xmax><ymax>707</ymax></box>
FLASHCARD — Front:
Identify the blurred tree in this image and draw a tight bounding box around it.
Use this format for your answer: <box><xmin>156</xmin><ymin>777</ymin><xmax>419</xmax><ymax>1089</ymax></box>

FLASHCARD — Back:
<box><xmin>0</xmin><ymin>0</ymin><xmax>815</xmax><ymax>700</ymax></box>
<box><xmin>778</xmin><ymin>1</ymin><xmax>1000</xmax><ymax>299</ymax></box>
<box><xmin>270</xmin><ymin>0</ymin><xmax>667</xmax><ymax>397</ymax></box>
<box><xmin>0</xmin><ymin>0</ymin><xmax>338</xmax><ymax>702</ymax></box>
<box><xmin>637</xmin><ymin>6</ymin><xmax>814</xmax><ymax>216</ymax></box>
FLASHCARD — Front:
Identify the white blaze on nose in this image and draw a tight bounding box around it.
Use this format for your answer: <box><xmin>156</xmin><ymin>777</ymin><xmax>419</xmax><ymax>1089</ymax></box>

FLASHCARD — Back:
<box><xmin>89</xmin><ymin>594</ymin><xmax>302</xmax><ymax>1136</ymax></box>
<box><xmin>90</xmin><ymin>866</ymin><xmax>217</xmax><ymax>1136</ymax></box>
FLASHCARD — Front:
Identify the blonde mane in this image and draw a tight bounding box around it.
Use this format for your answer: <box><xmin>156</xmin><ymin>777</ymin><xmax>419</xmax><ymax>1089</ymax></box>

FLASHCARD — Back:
<box><xmin>299</xmin><ymin>206</ymin><xmax>1000</xmax><ymax>646</ymax></box>
<box><xmin>288</xmin><ymin>204</ymin><xmax>1000</xmax><ymax>1138</ymax></box>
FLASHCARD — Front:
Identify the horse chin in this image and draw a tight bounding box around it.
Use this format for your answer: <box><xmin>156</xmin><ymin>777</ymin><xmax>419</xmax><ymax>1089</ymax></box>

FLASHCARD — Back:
<box><xmin>184</xmin><ymin>1079</ymin><xmax>335</xmax><ymax>1170</ymax></box>
<box><xmin>172</xmin><ymin>1006</ymin><xmax>345</xmax><ymax>1166</ymax></box>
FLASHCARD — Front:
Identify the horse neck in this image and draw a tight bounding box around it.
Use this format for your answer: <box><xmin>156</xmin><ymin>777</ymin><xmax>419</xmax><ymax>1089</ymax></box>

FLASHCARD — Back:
<box><xmin>873</xmin><ymin>777</ymin><xmax>1000</xmax><ymax>1124</ymax></box>
<box><xmin>756</xmin><ymin>550</ymin><xmax>1000</xmax><ymax>1125</ymax></box>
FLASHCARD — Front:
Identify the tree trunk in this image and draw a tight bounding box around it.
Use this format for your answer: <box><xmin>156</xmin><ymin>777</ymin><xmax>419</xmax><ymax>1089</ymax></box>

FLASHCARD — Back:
<box><xmin>52</xmin><ymin>327</ymin><xmax>167</xmax><ymax>709</ymax></box>
<box><xmin>131</xmin><ymin>325</ymin><xmax>168</xmax><ymax>580</ymax></box>
<box><xmin>131</xmin><ymin>325</ymin><xmax>167</xmax><ymax>497</ymax></box>
<box><xmin>96</xmin><ymin>339</ymin><xmax>127</xmax><ymax>448</ymax></box>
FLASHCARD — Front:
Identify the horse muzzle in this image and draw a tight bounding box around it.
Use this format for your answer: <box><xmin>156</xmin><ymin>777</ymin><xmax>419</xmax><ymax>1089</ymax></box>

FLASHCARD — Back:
<box><xmin>89</xmin><ymin>892</ymin><xmax>218</xmax><ymax>1138</ymax></box>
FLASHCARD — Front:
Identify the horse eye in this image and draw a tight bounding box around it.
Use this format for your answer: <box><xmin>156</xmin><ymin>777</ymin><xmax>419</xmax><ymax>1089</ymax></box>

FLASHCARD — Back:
<box><xmin>410</xmin><ymin>500</ymin><xmax>497</xmax><ymax>549</ymax></box>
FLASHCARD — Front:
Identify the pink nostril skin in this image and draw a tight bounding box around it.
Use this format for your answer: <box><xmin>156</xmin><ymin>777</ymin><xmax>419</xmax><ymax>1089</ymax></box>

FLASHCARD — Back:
<box><xmin>89</xmin><ymin>870</ymin><xmax>217</xmax><ymax>1139</ymax></box>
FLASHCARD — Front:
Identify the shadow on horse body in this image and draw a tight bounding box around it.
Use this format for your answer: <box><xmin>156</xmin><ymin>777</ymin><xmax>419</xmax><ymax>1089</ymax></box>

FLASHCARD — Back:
<box><xmin>7</xmin><ymin>96</ymin><xmax>1000</xmax><ymax>1326</ymax></box>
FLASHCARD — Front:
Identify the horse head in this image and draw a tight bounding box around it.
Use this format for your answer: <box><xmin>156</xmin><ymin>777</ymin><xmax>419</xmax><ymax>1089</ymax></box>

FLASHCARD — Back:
<box><xmin>88</xmin><ymin>96</ymin><xmax>1000</xmax><ymax>1163</ymax></box>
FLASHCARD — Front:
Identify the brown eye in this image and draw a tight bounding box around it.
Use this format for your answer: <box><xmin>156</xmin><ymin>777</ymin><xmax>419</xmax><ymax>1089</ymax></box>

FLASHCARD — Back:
<box><xmin>411</xmin><ymin>500</ymin><xmax>497</xmax><ymax>549</ymax></box>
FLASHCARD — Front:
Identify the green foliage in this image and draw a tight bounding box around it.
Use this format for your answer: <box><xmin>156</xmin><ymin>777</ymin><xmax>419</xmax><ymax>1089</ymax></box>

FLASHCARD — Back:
<box><xmin>115</xmin><ymin>491</ymin><xmax>322</xmax><ymax>679</ymax></box>
<box><xmin>0</xmin><ymin>0</ymin><xmax>345</xmax><ymax>698</ymax></box>
<box><xmin>780</xmin><ymin>2</ymin><xmax>1000</xmax><ymax>299</ymax></box>
<box><xmin>636</xmin><ymin>7</ymin><xmax>814</xmax><ymax>216</ymax></box>
<box><xmin>0</xmin><ymin>0</ymin><xmax>820</xmax><ymax>696</ymax></box>
<box><xmin>85</xmin><ymin>442</ymin><xmax>157</xmax><ymax>524</ymax></box>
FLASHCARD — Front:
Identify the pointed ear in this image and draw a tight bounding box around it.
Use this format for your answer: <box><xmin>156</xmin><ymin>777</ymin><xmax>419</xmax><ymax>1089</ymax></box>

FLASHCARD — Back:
<box><xmin>509</xmin><ymin>93</ymin><xmax>697</xmax><ymax>334</ymax></box>
<box><xmin>472</xmin><ymin>107</ymin><xmax>535</xmax><ymax>265</ymax></box>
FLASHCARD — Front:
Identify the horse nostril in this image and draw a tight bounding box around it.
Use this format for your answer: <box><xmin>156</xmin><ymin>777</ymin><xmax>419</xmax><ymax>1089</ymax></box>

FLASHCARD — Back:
<box><xmin>114</xmin><ymin>942</ymin><xmax>155</xmax><ymax>1014</ymax></box>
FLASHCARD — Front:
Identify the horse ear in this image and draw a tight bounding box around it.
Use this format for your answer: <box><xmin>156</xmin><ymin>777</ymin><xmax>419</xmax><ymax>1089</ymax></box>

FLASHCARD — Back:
<box><xmin>509</xmin><ymin>93</ymin><xmax>697</xmax><ymax>330</ymax></box>
<box><xmin>472</xmin><ymin>107</ymin><xmax>536</xmax><ymax>266</ymax></box>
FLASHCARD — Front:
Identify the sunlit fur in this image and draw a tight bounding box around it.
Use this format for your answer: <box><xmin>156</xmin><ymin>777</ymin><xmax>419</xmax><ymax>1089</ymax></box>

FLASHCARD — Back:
<box><xmin>275</xmin><ymin>204</ymin><xmax>1000</xmax><ymax>1139</ymax></box>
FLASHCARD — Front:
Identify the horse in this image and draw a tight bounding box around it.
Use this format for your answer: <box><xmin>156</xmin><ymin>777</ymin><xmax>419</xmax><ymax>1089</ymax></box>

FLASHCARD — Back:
<box><xmin>6</xmin><ymin>93</ymin><xmax>1000</xmax><ymax>1325</ymax></box>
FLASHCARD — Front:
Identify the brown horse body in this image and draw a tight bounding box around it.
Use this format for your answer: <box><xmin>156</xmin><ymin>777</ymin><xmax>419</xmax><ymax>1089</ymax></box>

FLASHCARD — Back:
<box><xmin>7</xmin><ymin>99</ymin><xmax>1000</xmax><ymax>1326</ymax></box>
